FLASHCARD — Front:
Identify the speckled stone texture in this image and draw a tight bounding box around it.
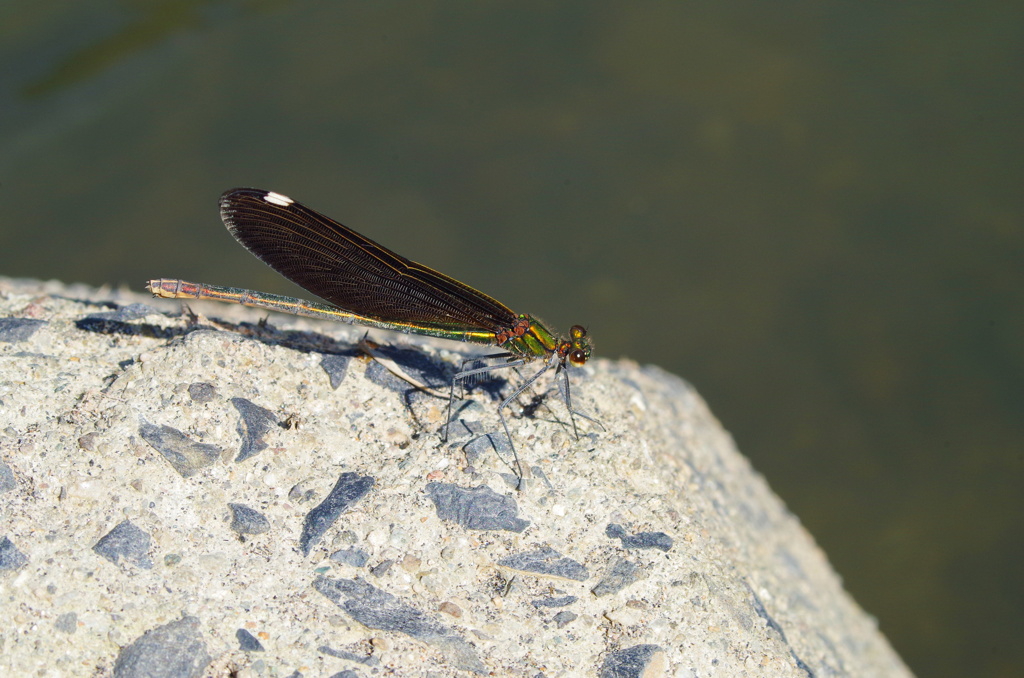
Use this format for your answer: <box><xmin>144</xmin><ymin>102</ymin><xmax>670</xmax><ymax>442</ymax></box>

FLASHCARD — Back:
<box><xmin>0</xmin><ymin>277</ymin><xmax>913</xmax><ymax>677</ymax></box>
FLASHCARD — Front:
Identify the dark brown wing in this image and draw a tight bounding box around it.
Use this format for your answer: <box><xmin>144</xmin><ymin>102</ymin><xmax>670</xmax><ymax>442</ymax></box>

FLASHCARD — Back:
<box><xmin>219</xmin><ymin>188</ymin><xmax>518</xmax><ymax>332</ymax></box>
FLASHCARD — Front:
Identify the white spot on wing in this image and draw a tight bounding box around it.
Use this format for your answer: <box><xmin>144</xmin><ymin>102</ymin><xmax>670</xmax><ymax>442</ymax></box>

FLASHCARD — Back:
<box><xmin>263</xmin><ymin>191</ymin><xmax>294</xmax><ymax>207</ymax></box>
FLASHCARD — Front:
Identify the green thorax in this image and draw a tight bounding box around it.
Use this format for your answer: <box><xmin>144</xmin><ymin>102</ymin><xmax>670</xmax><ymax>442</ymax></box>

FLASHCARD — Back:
<box><xmin>503</xmin><ymin>316</ymin><xmax>559</xmax><ymax>359</ymax></box>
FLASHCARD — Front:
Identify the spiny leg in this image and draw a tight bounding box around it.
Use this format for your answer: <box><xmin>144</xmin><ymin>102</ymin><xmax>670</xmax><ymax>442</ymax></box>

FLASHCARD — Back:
<box><xmin>444</xmin><ymin>354</ymin><xmax>529</xmax><ymax>481</ymax></box>
<box><xmin>443</xmin><ymin>352</ymin><xmax>521</xmax><ymax>442</ymax></box>
<box><xmin>504</xmin><ymin>361</ymin><xmax>601</xmax><ymax>442</ymax></box>
<box><xmin>493</xmin><ymin>354</ymin><xmax>560</xmax><ymax>484</ymax></box>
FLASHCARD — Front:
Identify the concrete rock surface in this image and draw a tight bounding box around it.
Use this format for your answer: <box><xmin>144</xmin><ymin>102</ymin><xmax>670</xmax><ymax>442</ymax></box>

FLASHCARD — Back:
<box><xmin>0</xmin><ymin>277</ymin><xmax>913</xmax><ymax>677</ymax></box>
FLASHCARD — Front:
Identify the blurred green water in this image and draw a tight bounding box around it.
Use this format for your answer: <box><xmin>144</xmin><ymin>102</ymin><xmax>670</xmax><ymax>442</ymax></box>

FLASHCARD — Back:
<box><xmin>1</xmin><ymin>2</ymin><xmax>1021</xmax><ymax>676</ymax></box>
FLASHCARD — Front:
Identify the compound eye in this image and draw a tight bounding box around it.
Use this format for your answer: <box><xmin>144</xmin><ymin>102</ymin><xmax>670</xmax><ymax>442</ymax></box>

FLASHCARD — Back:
<box><xmin>570</xmin><ymin>325</ymin><xmax>587</xmax><ymax>340</ymax></box>
<box><xmin>569</xmin><ymin>349</ymin><xmax>588</xmax><ymax>367</ymax></box>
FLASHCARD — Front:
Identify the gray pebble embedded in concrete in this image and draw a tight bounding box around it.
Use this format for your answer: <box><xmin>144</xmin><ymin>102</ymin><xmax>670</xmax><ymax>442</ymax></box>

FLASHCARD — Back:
<box><xmin>236</xmin><ymin>628</ymin><xmax>264</xmax><ymax>651</ymax></box>
<box><xmin>320</xmin><ymin>354</ymin><xmax>351</xmax><ymax>390</ymax></box>
<box><xmin>318</xmin><ymin>645</ymin><xmax>378</xmax><ymax>665</ymax></box>
<box><xmin>138</xmin><ymin>419</ymin><xmax>221</xmax><ymax>478</ymax></box>
<box><xmin>425</xmin><ymin>482</ymin><xmax>530</xmax><ymax>532</ymax></box>
<box><xmin>553</xmin><ymin>610</ymin><xmax>577</xmax><ymax>628</ymax></box>
<box><xmin>370</xmin><ymin>559</ymin><xmax>394</xmax><ymax>577</ymax></box>
<box><xmin>330</xmin><ymin>547</ymin><xmax>370</xmax><ymax>567</ymax></box>
<box><xmin>328</xmin><ymin>671</ymin><xmax>360</xmax><ymax>678</ymax></box>
<box><xmin>592</xmin><ymin>557</ymin><xmax>640</xmax><ymax>597</ymax></box>
<box><xmin>230</xmin><ymin>397</ymin><xmax>278</xmax><ymax>462</ymax></box>
<box><xmin>228</xmin><ymin>503</ymin><xmax>271</xmax><ymax>535</ymax></box>
<box><xmin>299</xmin><ymin>472</ymin><xmax>375</xmax><ymax>556</ymax></box>
<box><xmin>0</xmin><ymin>461</ymin><xmax>16</xmax><ymax>493</ymax></box>
<box><xmin>0</xmin><ymin>317</ymin><xmax>47</xmax><ymax>342</ymax></box>
<box><xmin>462</xmin><ymin>433</ymin><xmax>513</xmax><ymax>467</ymax></box>
<box><xmin>0</xmin><ymin>536</ymin><xmax>28</xmax><ymax>571</ymax></box>
<box><xmin>498</xmin><ymin>546</ymin><xmax>589</xmax><ymax>582</ymax></box>
<box><xmin>288</xmin><ymin>480</ymin><xmax>318</xmax><ymax>504</ymax></box>
<box><xmin>55</xmin><ymin>611</ymin><xmax>78</xmax><ymax>634</ymax></box>
<box><xmin>313</xmin><ymin>576</ymin><xmax>485</xmax><ymax>674</ymax></box>
<box><xmin>93</xmin><ymin>520</ymin><xmax>153</xmax><ymax>570</ymax></box>
<box><xmin>112</xmin><ymin>615</ymin><xmax>211</xmax><ymax>678</ymax></box>
<box><xmin>606</xmin><ymin>523</ymin><xmax>673</xmax><ymax>552</ymax></box>
<box><xmin>439</xmin><ymin>418</ymin><xmax>484</xmax><ymax>442</ymax></box>
<box><xmin>531</xmin><ymin>595</ymin><xmax>578</xmax><ymax>608</ymax></box>
<box><xmin>187</xmin><ymin>382</ymin><xmax>217</xmax><ymax>403</ymax></box>
<box><xmin>598</xmin><ymin>644</ymin><xmax>666</xmax><ymax>678</ymax></box>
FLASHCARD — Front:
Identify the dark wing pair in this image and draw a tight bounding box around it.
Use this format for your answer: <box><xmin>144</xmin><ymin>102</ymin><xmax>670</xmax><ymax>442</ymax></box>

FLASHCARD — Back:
<box><xmin>220</xmin><ymin>188</ymin><xmax>518</xmax><ymax>333</ymax></box>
